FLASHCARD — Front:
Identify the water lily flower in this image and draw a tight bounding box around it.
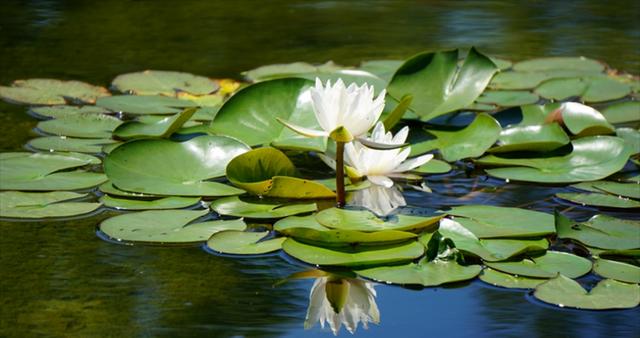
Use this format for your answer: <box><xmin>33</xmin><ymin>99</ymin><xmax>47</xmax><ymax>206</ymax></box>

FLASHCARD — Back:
<box><xmin>350</xmin><ymin>184</ymin><xmax>406</xmax><ymax>216</ymax></box>
<box><xmin>321</xmin><ymin>122</ymin><xmax>434</xmax><ymax>188</ymax></box>
<box><xmin>278</xmin><ymin>78</ymin><xmax>386</xmax><ymax>143</ymax></box>
<box><xmin>305</xmin><ymin>277</ymin><xmax>380</xmax><ymax>335</ymax></box>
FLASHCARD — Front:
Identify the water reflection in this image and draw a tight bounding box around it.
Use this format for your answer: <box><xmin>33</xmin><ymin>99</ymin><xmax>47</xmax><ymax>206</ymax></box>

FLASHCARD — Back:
<box><xmin>349</xmin><ymin>185</ymin><xmax>406</xmax><ymax>216</ymax></box>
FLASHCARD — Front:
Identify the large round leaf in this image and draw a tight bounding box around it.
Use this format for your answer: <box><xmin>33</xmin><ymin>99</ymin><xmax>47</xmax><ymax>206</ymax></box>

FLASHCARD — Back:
<box><xmin>28</xmin><ymin>137</ymin><xmax>117</xmax><ymax>154</ymax></box>
<box><xmin>37</xmin><ymin>113</ymin><xmax>123</xmax><ymax>138</ymax></box>
<box><xmin>556</xmin><ymin>214</ymin><xmax>640</xmax><ymax>250</ymax></box>
<box><xmin>444</xmin><ymin>205</ymin><xmax>555</xmax><ymax>238</ymax></box>
<box><xmin>0</xmin><ymin>191</ymin><xmax>100</xmax><ymax>219</ymax></box>
<box><xmin>533</xmin><ymin>275</ymin><xmax>639</xmax><ymax>310</ymax></box>
<box><xmin>486</xmin><ymin>251</ymin><xmax>592</xmax><ymax>278</ymax></box>
<box><xmin>211</xmin><ymin>196</ymin><xmax>317</xmax><ymax>219</ymax></box>
<box><xmin>210</xmin><ymin>78</ymin><xmax>326</xmax><ymax>151</ymax></box>
<box><xmin>113</xmin><ymin>107</ymin><xmax>196</xmax><ymax>139</ymax></box>
<box><xmin>535</xmin><ymin>76</ymin><xmax>632</xmax><ymax>102</ymax></box>
<box><xmin>111</xmin><ymin>70</ymin><xmax>219</xmax><ymax>95</ymax></box>
<box><xmin>206</xmin><ymin>231</ymin><xmax>285</xmax><ymax>255</ymax></box>
<box><xmin>387</xmin><ymin>48</ymin><xmax>498</xmax><ymax>121</ymax></box>
<box><xmin>96</xmin><ymin>95</ymin><xmax>198</xmax><ymax>115</ymax></box>
<box><xmin>0</xmin><ymin>79</ymin><xmax>109</xmax><ymax>105</ymax></box>
<box><xmin>274</xmin><ymin>215</ymin><xmax>416</xmax><ymax>246</ymax></box>
<box><xmin>513</xmin><ymin>57</ymin><xmax>605</xmax><ymax>73</ymax></box>
<box><xmin>488</xmin><ymin>70</ymin><xmax>597</xmax><ymax>90</ymax></box>
<box><xmin>282</xmin><ymin>238</ymin><xmax>424</xmax><ymax>267</ymax></box>
<box><xmin>593</xmin><ymin>258</ymin><xmax>640</xmax><ymax>283</ymax></box>
<box><xmin>490</xmin><ymin>124</ymin><xmax>570</xmax><ymax>153</ymax></box>
<box><xmin>356</xmin><ymin>258</ymin><xmax>481</xmax><ymax>286</ymax></box>
<box><xmin>30</xmin><ymin>105</ymin><xmax>109</xmax><ymax>119</ymax></box>
<box><xmin>226</xmin><ymin>147</ymin><xmax>334</xmax><ymax>199</ymax></box>
<box><xmin>104</xmin><ymin>135</ymin><xmax>249</xmax><ymax>196</ymax></box>
<box><xmin>479</xmin><ymin>268</ymin><xmax>547</xmax><ymax>289</ymax></box>
<box><xmin>99</xmin><ymin>209</ymin><xmax>245</xmax><ymax>244</ymax></box>
<box><xmin>315</xmin><ymin>208</ymin><xmax>442</xmax><ymax>232</ymax></box>
<box><xmin>100</xmin><ymin>195</ymin><xmax>200</xmax><ymax>210</ymax></box>
<box><xmin>479</xmin><ymin>136</ymin><xmax>631</xmax><ymax>183</ymax></box>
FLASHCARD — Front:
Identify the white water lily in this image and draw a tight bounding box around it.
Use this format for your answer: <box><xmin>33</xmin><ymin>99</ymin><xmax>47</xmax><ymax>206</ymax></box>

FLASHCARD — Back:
<box><xmin>350</xmin><ymin>184</ymin><xmax>406</xmax><ymax>216</ymax></box>
<box><xmin>304</xmin><ymin>277</ymin><xmax>380</xmax><ymax>335</ymax></box>
<box><xmin>279</xmin><ymin>78</ymin><xmax>386</xmax><ymax>142</ymax></box>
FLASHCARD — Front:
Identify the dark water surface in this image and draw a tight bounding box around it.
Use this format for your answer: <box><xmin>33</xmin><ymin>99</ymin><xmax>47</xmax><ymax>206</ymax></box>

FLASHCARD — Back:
<box><xmin>1</xmin><ymin>1</ymin><xmax>639</xmax><ymax>337</ymax></box>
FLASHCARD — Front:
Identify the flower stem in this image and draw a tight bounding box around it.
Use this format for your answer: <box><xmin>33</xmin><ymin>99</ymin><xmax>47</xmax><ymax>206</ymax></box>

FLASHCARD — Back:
<box><xmin>335</xmin><ymin>141</ymin><xmax>346</xmax><ymax>207</ymax></box>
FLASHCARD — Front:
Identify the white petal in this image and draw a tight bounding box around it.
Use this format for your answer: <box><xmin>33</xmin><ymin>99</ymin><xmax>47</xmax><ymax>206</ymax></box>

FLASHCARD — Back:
<box><xmin>367</xmin><ymin>175</ymin><xmax>394</xmax><ymax>188</ymax></box>
<box><xmin>277</xmin><ymin>118</ymin><xmax>328</xmax><ymax>138</ymax></box>
<box><xmin>392</xmin><ymin>126</ymin><xmax>410</xmax><ymax>144</ymax></box>
<box><xmin>393</xmin><ymin>153</ymin><xmax>434</xmax><ymax>173</ymax></box>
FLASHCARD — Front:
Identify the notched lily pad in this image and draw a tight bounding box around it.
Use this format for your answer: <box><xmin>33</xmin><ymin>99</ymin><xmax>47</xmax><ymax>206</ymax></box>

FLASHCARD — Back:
<box><xmin>444</xmin><ymin>205</ymin><xmax>555</xmax><ymax>238</ymax></box>
<box><xmin>593</xmin><ymin>258</ymin><xmax>640</xmax><ymax>283</ymax></box>
<box><xmin>0</xmin><ymin>79</ymin><xmax>110</xmax><ymax>105</ymax></box>
<box><xmin>28</xmin><ymin>137</ymin><xmax>118</xmax><ymax>154</ymax></box>
<box><xmin>315</xmin><ymin>208</ymin><xmax>442</xmax><ymax>232</ymax></box>
<box><xmin>30</xmin><ymin>105</ymin><xmax>109</xmax><ymax>119</ymax></box>
<box><xmin>112</xmin><ymin>70</ymin><xmax>219</xmax><ymax>95</ymax></box>
<box><xmin>555</xmin><ymin>213</ymin><xmax>640</xmax><ymax>250</ymax></box>
<box><xmin>0</xmin><ymin>191</ymin><xmax>100</xmax><ymax>219</ymax></box>
<box><xmin>479</xmin><ymin>268</ymin><xmax>547</xmax><ymax>289</ymax></box>
<box><xmin>206</xmin><ymin>231</ymin><xmax>285</xmax><ymax>255</ymax></box>
<box><xmin>96</xmin><ymin>95</ymin><xmax>198</xmax><ymax>115</ymax></box>
<box><xmin>113</xmin><ymin>107</ymin><xmax>197</xmax><ymax>139</ymax></box>
<box><xmin>211</xmin><ymin>196</ymin><xmax>317</xmax><ymax>219</ymax></box>
<box><xmin>356</xmin><ymin>257</ymin><xmax>482</xmax><ymax>286</ymax></box>
<box><xmin>100</xmin><ymin>195</ymin><xmax>201</xmax><ymax>210</ymax></box>
<box><xmin>37</xmin><ymin>113</ymin><xmax>123</xmax><ymax>138</ymax></box>
<box><xmin>486</xmin><ymin>251</ymin><xmax>592</xmax><ymax>278</ymax></box>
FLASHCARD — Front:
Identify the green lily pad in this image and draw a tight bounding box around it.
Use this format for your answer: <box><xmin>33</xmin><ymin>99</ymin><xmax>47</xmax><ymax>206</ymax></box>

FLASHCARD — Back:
<box><xmin>557</xmin><ymin>102</ymin><xmax>615</xmax><ymax>136</ymax></box>
<box><xmin>593</xmin><ymin>258</ymin><xmax>640</xmax><ymax>283</ymax></box>
<box><xmin>486</xmin><ymin>251</ymin><xmax>592</xmax><ymax>278</ymax></box>
<box><xmin>104</xmin><ymin>135</ymin><xmax>249</xmax><ymax>196</ymax></box>
<box><xmin>96</xmin><ymin>95</ymin><xmax>198</xmax><ymax>115</ymax></box>
<box><xmin>210</xmin><ymin>78</ymin><xmax>326</xmax><ymax>151</ymax></box>
<box><xmin>0</xmin><ymin>79</ymin><xmax>110</xmax><ymax>105</ymax></box>
<box><xmin>99</xmin><ymin>209</ymin><xmax>245</xmax><ymax>244</ymax></box>
<box><xmin>211</xmin><ymin>196</ymin><xmax>317</xmax><ymax>219</ymax></box>
<box><xmin>410</xmin><ymin>114</ymin><xmax>501</xmax><ymax>161</ymax></box>
<box><xmin>113</xmin><ymin>107</ymin><xmax>196</xmax><ymax>139</ymax></box>
<box><xmin>556</xmin><ymin>192</ymin><xmax>640</xmax><ymax>208</ymax></box>
<box><xmin>533</xmin><ymin>274</ymin><xmax>640</xmax><ymax>310</ymax></box>
<box><xmin>99</xmin><ymin>181</ymin><xmax>157</xmax><ymax>198</ymax></box>
<box><xmin>479</xmin><ymin>136</ymin><xmax>631</xmax><ymax>183</ymax></box>
<box><xmin>358</xmin><ymin>59</ymin><xmax>403</xmax><ymax>83</ymax></box>
<box><xmin>274</xmin><ymin>215</ymin><xmax>416</xmax><ymax>246</ymax></box>
<box><xmin>206</xmin><ymin>231</ymin><xmax>285</xmax><ymax>255</ymax></box>
<box><xmin>315</xmin><ymin>208</ymin><xmax>442</xmax><ymax>232</ymax></box>
<box><xmin>413</xmin><ymin>159</ymin><xmax>452</xmax><ymax>174</ymax></box>
<box><xmin>601</xmin><ymin>101</ymin><xmax>640</xmax><ymax>124</ymax></box>
<box><xmin>282</xmin><ymin>238</ymin><xmax>424</xmax><ymax>267</ymax></box>
<box><xmin>387</xmin><ymin>48</ymin><xmax>498</xmax><ymax>121</ymax></box>
<box><xmin>556</xmin><ymin>214</ymin><xmax>640</xmax><ymax>250</ymax></box>
<box><xmin>112</xmin><ymin>70</ymin><xmax>219</xmax><ymax>95</ymax></box>
<box><xmin>589</xmin><ymin>181</ymin><xmax>640</xmax><ymax>199</ymax></box>
<box><xmin>356</xmin><ymin>258</ymin><xmax>482</xmax><ymax>286</ymax></box>
<box><xmin>243</xmin><ymin>61</ymin><xmax>344</xmax><ymax>82</ymax></box>
<box><xmin>37</xmin><ymin>113</ymin><xmax>123</xmax><ymax>138</ymax></box>
<box><xmin>479</xmin><ymin>268</ymin><xmax>547</xmax><ymax>289</ymax></box>
<box><xmin>439</xmin><ymin>219</ymin><xmax>548</xmax><ymax>261</ymax></box>
<box><xmin>535</xmin><ymin>76</ymin><xmax>632</xmax><ymax>102</ymax></box>
<box><xmin>476</xmin><ymin>90</ymin><xmax>539</xmax><ymax>107</ymax></box>
<box><xmin>0</xmin><ymin>191</ymin><xmax>100</xmax><ymax>219</ymax></box>
<box><xmin>28</xmin><ymin>137</ymin><xmax>117</xmax><ymax>153</ymax></box>
<box><xmin>100</xmin><ymin>195</ymin><xmax>200</xmax><ymax>210</ymax></box>
<box><xmin>0</xmin><ymin>152</ymin><xmax>107</xmax><ymax>191</ymax></box>
<box><xmin>226</xmin><ymin>147</ymin><xmax>334</xmax><ymax>199</ymax></box>
<box><xmin>488</xmin><ymin>70</ymin><xmax>597</xmax><ymax>90</ymax></box>
<box><xmin>30</xmin><ymin>105</ymin><xmax>109</xmax><ymax>119</ymax></box>
<box><xmin>444</xmin><ymin>205</ymin><xmax>555</xmax><ymax>238</ymax></box>
<box><xmin>513</xmin><ymin>57</ymin><xmax>605</xmax><ymax>73</ymax></box>
<box><xmin>490</xmin><ymin>124</ymin><xmax>570</xmax><ymax>153</ymax></box>
<box><xmin>617</xmin><ymin>128</ymin><xmax>640</xmax><ymax>155</ymax></box>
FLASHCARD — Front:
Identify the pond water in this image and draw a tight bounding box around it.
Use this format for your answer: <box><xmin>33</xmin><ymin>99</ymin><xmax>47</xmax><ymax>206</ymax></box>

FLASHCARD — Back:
<box><xmin>1</xmin><ymin>0</ymin><xmax>639</xmax><ymax>337</ymax></box>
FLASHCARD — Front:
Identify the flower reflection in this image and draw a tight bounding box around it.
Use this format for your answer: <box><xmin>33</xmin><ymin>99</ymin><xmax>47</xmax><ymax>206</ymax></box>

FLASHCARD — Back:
<box><xmin>305</xmin><ymin>277</ymin><xmax>380</xmax><ymax>335</ymax></box>
<box><xmin>349</xmin><ymin>184</ymin><xmax>406</xmax><ymax>216</ymax></box>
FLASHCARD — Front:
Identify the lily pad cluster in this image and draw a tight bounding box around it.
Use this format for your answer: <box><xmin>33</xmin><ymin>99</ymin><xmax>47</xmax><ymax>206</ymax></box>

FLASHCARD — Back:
<box><xmin>1</xmin><ymin>52</ymin><xmax>638</xmax><ymax>311</ymax></box>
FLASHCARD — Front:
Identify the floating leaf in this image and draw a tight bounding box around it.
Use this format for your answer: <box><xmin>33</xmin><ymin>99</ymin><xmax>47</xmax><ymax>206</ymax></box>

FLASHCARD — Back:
<box><xmin>410</xmin><ymin>114</ymin><xmax>501</xmax><ymax>161</ymax></box>
<box><xmin>274</xmin><ymin>215</ymin><xmax>416</xmax><ymax>246</ymax></box>
<box><xmin>486</xmin><ymin>251</ymin><xmax>592</xmax><ymax>278</ymax></box>
<box><xmin>533</xmin><ymin>274</ymin><xmax>639</xmax><ymax>310</ymax></box>
<box><xmin>535</xmin><ymin>76</ymin><xmax>632</xmax><ymax>102</ymax></box>
<box><xmin>315</xmin><ymin>208</ymin><xmax>442</xmax><ymax>232</ymax></box>
<box><xmin>413</xmin><ymin>159</ymin><xmax>452</xmax><ymax>174</ymax></box>
<box><xmin>489</xmin><ymin>124</ymin><xmax>570</xmax><ymax>153</ymax></box>
<box><xmin>476</xmin><ymin>90</ymin><xmax>539</xmax><ymax>107</ymax></box>
<box><xmin>211</xmin><ymin>196</ymin><xmax>317</xmax><ymax>219</ymax></box>
<box><xmin>0</xmin><ymin>191</ymin><xmax>100</xmax><ymax>219</ymax></box>
<box><xmin>113</xmin><ymin>107</ymin><xmax>196</xmax><ymax>139</ymax></box>
<box><xmin>488</xmin><ymin>70</ymin><xmax>595</xmax><ymax>90</ymax></box>
<box><xmin>226</xmin><ymin>147</ymin><xmax>334</xmax><ymax>199</ymax></box>
<box><xmin>99</xmin><ymin>181</ymin><xmax>156</xmax><ymax>197</ymax></box>
<box><xmin>556</xmin><ymin>214</ymin><xmax>640</xmax><ymax>250</ymax></box>
<box><xmin>29</xmin><ymin>105</ymin><xmax>109</xmax><ymax>119</ymax></box>
<box><xmin>100</xmin><ymin>195</ymin><xmax>200</xmax><ymax>210</ymax></box>
<box><xmin>282</xmin><ymin>238</ymin><xmax>424</xmax><ymax>267</ymax></box>
<box><xmin>444</xmin><ymin>205</ymin><xmax>555</xmax><ymax>238</ymax></box>
<box><xmin>99</xmin><ymin>209</ymin><xmax>245</xmax><ymax>244</ymax></box>
<box><xmin>112</xmin><ymin>70</ymin><xmax>219</xmax><ymax>95</ymax></box>
<box><xmin>601</xmin><ymin>101</ymin><xmax>640</xmax><ymax>124</ymax></box>
<box><xmin>0</xmin><ymin>79</ymin><xmax>109</xmax><ymax>105</ymax></box>
<box><xmin>617</xmin><ymin>128</ymin><xmax>640</xmax><ymax>155</ymax></box>
<box><xmin>104</xmin><ymin>135</ymin><xmax>249</xmax><ymax>196</ymax></box>
<box><xmin>556</xmin><ymin>192</ymin><xmax>640</xmax><ymax>208</ymax></box>
<box><xmin>356</xmin><ymin>258</ymin><xmax>481</xmax><ymax>286</ymax></box>
<box><xmin>588</xmin><ymin>181</ymin><xmax>640</xmax><ymax>199</ymax></box>
<box><xmin>96</xmin><ymin>95</ymin><xmax>197</xmax><ymax>115</ymax></box>
<box><xmin>513</xmin><ymin>57</ymin><xmax>605</xmax><ymax>73</ymax></box>
<box><xmin>479</xmin><ymin>136</ymin><xmax>631</xmax><ymax>183</ymax></box>
<box><xmin>210</xmin><ymin>78</ymin><xmax>326</xmax><ymax>151</ymax></box>
<box><xmin>243</xmin><ymin>61</ymin><xmax>344</xmax><ymax>82</ymax></box>
<box><xmin>28</xmin><ymin>137</ymin><xmax>117</xmax><ymax>153</ymax></box>
<box><xmin>387</xmin><ymin>48</ymin><xmax>498</xmax><ymax>121</ymax></box>
<box><xmin>37</xmin><ymin>113</ymin><xmax>123</xmax><ymax>138</ymax></box>
<box><xmin>358</xmin><ymin>60</ymin><xmax>403</xmax><ymax>83</ymax></box>
<box><xmin>207</xmin><ymin>231</ymin><xmax>285</xmax><ymax>255</ymax></box>
<box><xmin>479</xmin><ymin>268</ymin><xmax>547</xmax><ymax>289</ymax></box>
<box><xmin>555</xmin><ymin>102</ymin><xmax>615</xmax><ymax>136</ymax></box>
<box><xmin>593</xmin><ymin>258</ymin><xmax>640</xmax><ymax>283</ymax></box>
